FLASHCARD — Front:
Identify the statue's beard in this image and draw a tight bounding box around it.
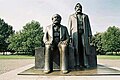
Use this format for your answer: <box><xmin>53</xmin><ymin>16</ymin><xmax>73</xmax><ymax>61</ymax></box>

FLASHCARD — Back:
<box><xmin>76</xmin><ymin>9</ymin><xmax>82</xmax><ymax>13</ymax></box>
<box><xmin>53</xmin><ymin>21</ymin><xmax>60</xmax><ymax>25</ymax></box>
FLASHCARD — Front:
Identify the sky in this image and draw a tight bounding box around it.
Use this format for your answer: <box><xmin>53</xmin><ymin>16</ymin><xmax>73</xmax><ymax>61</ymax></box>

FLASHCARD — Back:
<box><xmin>0</xmin><ymin>0</ymin><xmax>120</xmax><ymax>34</ymax></box>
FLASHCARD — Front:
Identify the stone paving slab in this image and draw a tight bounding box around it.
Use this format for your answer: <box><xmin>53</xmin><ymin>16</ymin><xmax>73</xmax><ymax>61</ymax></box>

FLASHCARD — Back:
<box><xmin>0</xmin><ymin>64</ymin><xmax>38</xmax><ymax>80</ymax></box>
<box><xmin>36</xmin><ymin>76</ymin><xmax>120</xmax><ymax>80</ymax></box>
<box><xmin>0</xmin><ymin>64</ymin><xmax>120</xmax><ymax>80</ymax></box>
<box><xmin>0</xmin><ymin>59</ymin><xmax>34</xmax><ymax>74</ymax></box>
<box><xmin>98</xmin><ymin>59</ymin><xmax>120</xmax><ymax>68</ymax></box>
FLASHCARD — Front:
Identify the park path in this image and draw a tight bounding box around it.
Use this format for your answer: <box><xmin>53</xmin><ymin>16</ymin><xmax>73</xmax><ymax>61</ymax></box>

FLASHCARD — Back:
<box><xmin>98</xmin><ymin>59</ymin><xmax>120</xmax><ymax>68</ymax></box>
<box><xmin>0</xmin><ymin>59</ymin><xmax>34</xmax><ymax>74</ymax></box>
<box><xmin>0</xmin><ymin>58</ymin><xmax>120</xmax><ymax>75</ymax></box>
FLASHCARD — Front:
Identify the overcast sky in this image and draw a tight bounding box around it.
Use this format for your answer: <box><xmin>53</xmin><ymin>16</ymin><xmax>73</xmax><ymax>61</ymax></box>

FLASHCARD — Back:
<box><xmin>0</xmin><ymin>0</ymin><xmax>120</xmax><ymax>34</ymax></box>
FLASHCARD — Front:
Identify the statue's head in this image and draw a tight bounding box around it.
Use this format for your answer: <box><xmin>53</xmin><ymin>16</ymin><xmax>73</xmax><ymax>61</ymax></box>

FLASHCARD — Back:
<box><xmin>75</xmin><ymin>3</ymin><xmax>82</xmax><ymax>14</ymax></box>
<box><xmin>52</xmin><ymin>14</ymin><xmax>62</xmax><ymax>25</ymax></box>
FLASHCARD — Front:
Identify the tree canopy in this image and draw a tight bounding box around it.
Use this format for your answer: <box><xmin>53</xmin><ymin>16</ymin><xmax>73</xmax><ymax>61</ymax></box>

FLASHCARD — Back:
<box><xmin>92</xmin><ymin>26</ymin><xmax>120</xmax><ymax>55</ymax></box>
<box><xmin>102</xmin><ymin>26</ymin><xmax>120</xmax><ymax>53</ymax></box>
<box><xmin>7</xmin><ymin>20</ymin><xmax>44</xmax><ymax>55</ymax></box>
<box><xmin>92</xmin><ymin>32</ymin><xmax>105</xmax><ymax>54</ymax></box>
<box><xmin>0</xmin><ymin>18</ymin><xmax>14</xmax><ymax>52</ymax></box>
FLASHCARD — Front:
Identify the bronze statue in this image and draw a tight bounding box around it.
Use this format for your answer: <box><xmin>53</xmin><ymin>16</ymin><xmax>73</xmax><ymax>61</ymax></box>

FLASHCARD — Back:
<box><xmin>43</xmin><ymin>14</ymin><xmax>69</xmax><ymax>74</ymax></box>
<box><xmin>68</xmin><ymin>3</ymin><xmax>92</xmax><ymax>69</ymax></box>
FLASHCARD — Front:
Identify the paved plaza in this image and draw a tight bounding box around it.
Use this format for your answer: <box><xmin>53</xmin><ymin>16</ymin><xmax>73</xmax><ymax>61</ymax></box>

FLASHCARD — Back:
<box><xmin>0</xmin><ymin>59</ymin><xmax>34</xmax><ymax>74</ymax></box>
<box><xmin>0</xmin><ymin>59</ymin><xmax>120</xmax><ymax>80</ymax></box>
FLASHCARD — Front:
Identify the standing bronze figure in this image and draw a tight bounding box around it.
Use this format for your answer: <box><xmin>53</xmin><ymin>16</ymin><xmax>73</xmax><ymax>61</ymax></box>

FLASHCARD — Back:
<box><xmin>68</xmin><ymin>3</ymin><xmax>92</xmax><ymax>69</ymax></box>
<box><xmin>43</xmin><ymin>14</ymin><xmax>69</xmax><ymax>74</ymax></box>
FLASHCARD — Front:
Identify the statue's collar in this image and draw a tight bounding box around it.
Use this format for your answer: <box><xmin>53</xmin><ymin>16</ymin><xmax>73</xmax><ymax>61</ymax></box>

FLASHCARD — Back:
<box><xmin>75</xmin><ymin>12</ymin><xmax>83</xmax><ymax>15</ymax></box>
<box><xmin>73</xmin><ymin>12</ymin><xmax>83</xmax><ymax>18</ymax></box>
<box><xmin>52</xmin><ymin>24</ymin><xmax>61</xmax><ymax>27</ymax></box>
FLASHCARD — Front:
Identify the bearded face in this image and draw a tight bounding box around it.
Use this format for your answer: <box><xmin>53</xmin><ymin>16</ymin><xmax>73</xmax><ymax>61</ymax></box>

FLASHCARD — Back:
<box><xmin>52</xmin><ymin>14</ymin><xmax>61</xmax><ymax>25</ymax></box>
<box><xmin>75</xmin><ymin>3</ymin><xmax>82</xmax><ymax>14</ymax></box>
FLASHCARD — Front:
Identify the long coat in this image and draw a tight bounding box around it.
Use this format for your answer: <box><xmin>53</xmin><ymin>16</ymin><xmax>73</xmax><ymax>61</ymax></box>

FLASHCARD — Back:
<box><xmin>43</xmin><ymin>24</ymin><xmax>69</xmax><ymax>44</ymax></box>
<box><xmin>68</xmin><ymin>13</ymin><xmax>92</xmax><ymax>55</ymax></box>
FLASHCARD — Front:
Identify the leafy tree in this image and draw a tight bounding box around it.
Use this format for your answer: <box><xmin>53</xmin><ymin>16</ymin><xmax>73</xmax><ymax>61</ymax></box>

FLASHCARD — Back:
<box><xmin>102</xmin><ymin>26</ymin><xmax>120</xmax><ymax>54</ymax></box>
<box><xmin>92</xmin><ymin>32</ymin><xmax>105</xmax><ymax>55</ymax></box>
<box><xmin>0</xmin><ymin>18</ymin><xmax>14</xmax><ymax>54</ymax></box>
<box><xmin>7</xmin><ymin>32</ymin><xmax>22</xmax><ymax>52</ymax></box>
<box><xmin>8</xmin><ymin>20</ymin><xmax>44</xmax><ymax>55</ymax></box>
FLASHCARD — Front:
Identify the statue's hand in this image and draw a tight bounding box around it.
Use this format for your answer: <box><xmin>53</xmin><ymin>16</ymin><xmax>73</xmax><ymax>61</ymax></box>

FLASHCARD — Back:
<box><xmin>62</xmin><ymin>41</ymin><xmax>68</xmax><ymax>45</ymax></box>
<box><xmin>58</xmin><ymin>40</ymin><xmax>68</xmax><ymax>47</ymax></box>
<box><xmin>45</xmin><ymin>41</ymin><xmax>51</xmax><ymax>45</ymax></box>
<box><xmin>61</xmin><ymin>40</ymin><xmax>68</xmax><ymax>45</ymax></box>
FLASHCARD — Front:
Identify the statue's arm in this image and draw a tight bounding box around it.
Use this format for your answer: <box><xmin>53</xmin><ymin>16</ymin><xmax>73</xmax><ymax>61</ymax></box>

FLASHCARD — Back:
<box><xmin>65</xmin><ymin>27</ymin><xmax>70</xmax><ymax>44</ymax></box>
<box><xmin>59</xmin><ymin>27</ymin><xmax>70</xmax><ymax>46</ymax></box>
<box><xmin>43</xmin><ymin>27</ymin><xmax>51</xmax><ymax>45</ymax></box>
<box><xmin>86</xmin><ymin>15</ymin><xmax>92</xmax><ymax>43</ymax></box>
<box><xmin>68</xmin><ymin>15</ymin><xmax>72</xmax><ymax>43</ymax></box>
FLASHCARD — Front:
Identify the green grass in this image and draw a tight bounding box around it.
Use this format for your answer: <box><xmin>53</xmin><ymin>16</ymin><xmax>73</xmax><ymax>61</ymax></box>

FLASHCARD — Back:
<box><xmin>97</xmin><ymin>55</ymin><xmax>120</xmax><ymax>59</ymax></box>
<box><xmin>0</xmin><ymin>55</ymin><xmax>35</xmax><ymax>59</ymax></box>
<box><xmin>1</xmin><ymin>55</ymin><xmax>120</xmax><ymax>59</ymax></box>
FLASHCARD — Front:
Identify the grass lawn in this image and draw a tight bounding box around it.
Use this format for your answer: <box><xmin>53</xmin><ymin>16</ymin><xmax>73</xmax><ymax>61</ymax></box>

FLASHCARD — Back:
<box><xmin>0</xmin><ymin>54</ymin><xmax>120</xmax><ymax>59</ymax></box>
<box><xmin>0</xmin><ymin>55</ymin><xmax>35</xmax><ymax>59</ymax></box>
<box><xmin>97</xmin><ymin>55</ymin><xmax>120</xmax><ymax>59</ymax></box>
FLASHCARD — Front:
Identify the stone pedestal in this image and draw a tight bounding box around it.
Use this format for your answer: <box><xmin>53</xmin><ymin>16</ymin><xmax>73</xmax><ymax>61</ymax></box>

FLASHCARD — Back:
<box><xmin>35</xmin><ymin>47</ymin><xmax>45</xmax><ymax>69</ymax></box>
<box><xmin>88</xmin><ymin>46</ymin><xmax>97</xmax><ymax>68</ymax></box>
<box><xmin>68</xmin><ymin>45</ymin><xmax>75</xmax><ymax>69</ymax></box>
<box><xmin>35</xmin><ymin>46</ymin><xmax>97</xmax><ymax>70</ymax></box>
<box><xmin>35</xmin><ymin>47</ymin><xmax>60</xmax><ymax>69</ymax></box>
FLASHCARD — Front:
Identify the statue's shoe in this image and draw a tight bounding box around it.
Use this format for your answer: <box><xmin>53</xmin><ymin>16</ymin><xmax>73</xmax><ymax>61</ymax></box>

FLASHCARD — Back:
<box><xmin>62</xmin><ymin>70</ymin><xmax>68</xmax><ymax>74</ymax></box>
<box><xmin>44</xmin><ymin>70</ymin><xmax>51</xmax><ymax>74</ymax></box>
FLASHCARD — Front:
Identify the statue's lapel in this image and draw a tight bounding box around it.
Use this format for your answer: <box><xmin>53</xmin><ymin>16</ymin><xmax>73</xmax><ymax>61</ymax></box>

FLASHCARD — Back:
<box><xmin>73</xmin><ymin>13</ymin><xmax>77</xmax><ymax>19</ymax></box>
<box><xmin>49</xmin><ymin>25</ymin><xmax>53</xmax><ymax>38</ymax></box>
<box><xmin>73</xmin><ymin>13</ymin><xmax>77</xmax><ymax>33</ymax></box>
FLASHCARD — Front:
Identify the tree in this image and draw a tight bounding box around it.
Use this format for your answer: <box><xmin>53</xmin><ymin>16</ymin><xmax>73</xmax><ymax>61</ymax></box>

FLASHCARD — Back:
<box><xmin>8</xmin><ymin>20</ymin><xmax>44</xmax><ymax>55</ymax></box>
<box><xmin>7</xmin><ymin>32</ymin><xmax>22</xmax><ymax>53</ymax></box>
<box><xmin>102</xmin><ymin>26</ymin><xmax>120</xmax><ymax>54</ymax></box>
<box><xmin>92</xmin><ymin>32</ymin><xmax>105</xmax><ymax>55</ymax></box>
<box><xmin>0</xmin><ymin>18</ymin><xmax>14</xmax><ymax>54</ymax></box>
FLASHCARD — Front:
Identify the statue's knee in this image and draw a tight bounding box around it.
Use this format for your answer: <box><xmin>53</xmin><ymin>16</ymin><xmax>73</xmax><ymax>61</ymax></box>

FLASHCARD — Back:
<box><xmin>59</xmin><ymin>44</ymin><xmax>67</xmax><ymax>53</ymax></box>
<box><xmin>61</xmin><ymin>44</ymin><xmax>67</xmax><ymax>50</ymax></box>
<box><xmin>45</xmin><ymin>44</ymin><xmax>52</xmax><ymax>50</ymax></box>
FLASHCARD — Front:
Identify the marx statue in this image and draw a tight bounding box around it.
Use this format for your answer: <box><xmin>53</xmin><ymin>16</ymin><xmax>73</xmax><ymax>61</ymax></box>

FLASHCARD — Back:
<box><xmin>43</xmin><ymin>14</ymin><xmax>69</xmax><ymax>74</ymax></box>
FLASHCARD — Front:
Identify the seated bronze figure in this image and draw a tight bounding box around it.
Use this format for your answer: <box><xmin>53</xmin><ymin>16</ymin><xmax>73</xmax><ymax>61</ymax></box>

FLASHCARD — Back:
<box><xmin>43</xmin><ymin>14</ymin><xmax>69</xmax><ymax>74</ymax></box>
